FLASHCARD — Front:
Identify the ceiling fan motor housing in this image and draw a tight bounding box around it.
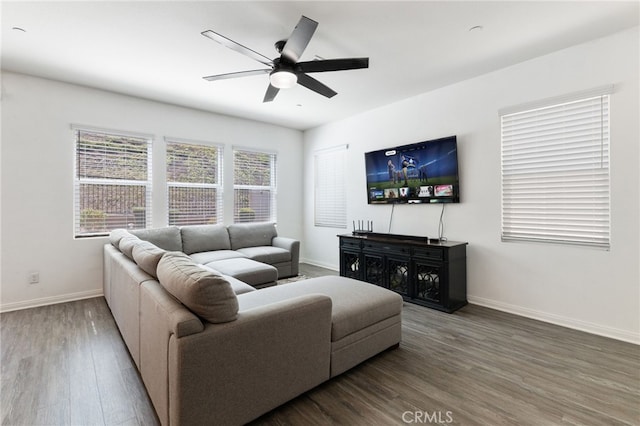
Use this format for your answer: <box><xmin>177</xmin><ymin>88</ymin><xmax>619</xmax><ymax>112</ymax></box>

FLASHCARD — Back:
<box><xmin>274</xmin><ymin>39</ymin><xmax>287</xmax><ymax>53</ymax></box>
<box><xmin>201</xmin><ymin>15</ymin><xmax>369</xmax><ymax>102</ymax></box>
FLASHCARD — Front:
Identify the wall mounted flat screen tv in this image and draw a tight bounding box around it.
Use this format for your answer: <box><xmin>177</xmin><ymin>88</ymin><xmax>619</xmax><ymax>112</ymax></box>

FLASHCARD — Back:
<box><xmin>365</xmin><ymin>135</ymin><xmax>459</xmax><ymax>204</ymax></box>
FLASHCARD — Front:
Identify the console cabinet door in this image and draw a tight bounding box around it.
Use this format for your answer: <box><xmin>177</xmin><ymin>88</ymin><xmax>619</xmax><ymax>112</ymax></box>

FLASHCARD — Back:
<box><xmin>412</xmin><ymin>246</ymin><xmax>449</xmax><ymax>310</ymax></box>
<box><xmin>387</xmin><ymin>255</ymin><xmax>410</xmax><ymax>297</ymax></box>
<box><xmin>340</xmin><ymin>250</ymin><xmax>362</xmax><ymax>280</ymax></box>
<box><xmin>413</xmin><ymin>259</ymin><xmax>446</xmax><ymax>309</ymax></box>
<box><xmin>363</xmin><ymin>252</ymin><xmax>385</xmax><ymax>287</ymax></box>
<box><xmin>338</xmin><ymin>235</ymin><xmax>467</xmax><ymax>313</ymax></box>
<box><xmin>340</xmin><ymin>237</ymin><xmax>363</xmax><ymax>280</ymax></box>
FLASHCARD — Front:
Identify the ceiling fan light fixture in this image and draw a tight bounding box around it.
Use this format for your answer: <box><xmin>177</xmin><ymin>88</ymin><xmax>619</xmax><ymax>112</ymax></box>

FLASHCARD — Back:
<box><xmin>270</xmin><ymin>70</ymin><xmax>297</xmax><ymax>89</ymax></box>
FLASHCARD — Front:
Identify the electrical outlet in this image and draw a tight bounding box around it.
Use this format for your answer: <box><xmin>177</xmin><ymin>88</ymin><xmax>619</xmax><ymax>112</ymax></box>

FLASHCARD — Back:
<box><xmin>28</xmin><ymin>272</ymin><xmax>40</xmax><ymax>284</ymax></box>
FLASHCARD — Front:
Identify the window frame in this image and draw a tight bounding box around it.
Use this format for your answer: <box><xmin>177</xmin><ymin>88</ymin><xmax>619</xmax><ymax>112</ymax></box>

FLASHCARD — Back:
<box><xmin>165</xmin><ymin>138</ymin><xmax>224</xmax><ymax>226</ymax></box>
<box><xmin>232</xmin><ymin>147</ymin><xmax>277</xmax><ymax>223</ymax></box>
<box><xmin>73</xmin><ymin>125</ymin><xmax>153</xmax><ymax>238</ymax></box>
<box><xmin>500</xmin><ymin>86</ymin><xmax>612</xmax><ymax>250</ymax></box>
<box><xmin>314</xmin><ymin>144</ymin><xmax>348</xmax><ymax>228</ymax></box>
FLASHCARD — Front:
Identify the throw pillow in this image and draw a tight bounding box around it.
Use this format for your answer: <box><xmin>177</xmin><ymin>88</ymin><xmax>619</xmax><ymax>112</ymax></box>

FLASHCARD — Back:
<box><xmin>156</xmin><ymin>252</ymin><xmax>239</xmax><ymax>323</ymax></box>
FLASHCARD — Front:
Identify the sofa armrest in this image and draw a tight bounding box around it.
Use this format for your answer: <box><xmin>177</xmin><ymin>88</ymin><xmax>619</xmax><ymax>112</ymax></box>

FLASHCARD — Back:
<box><xmin>169</xmin><ymin>294</ymin><xmax>332</xmax><ymax>426</ymax></box>
<box><xmin>272</xmin><ymin>236</ymin><xmax>300</xmax><ymax>275</ymax></box>
<box><xmin>139</xmin><ymin>281</ymin><xmax>205</xmax><ymax>426</ymax></box>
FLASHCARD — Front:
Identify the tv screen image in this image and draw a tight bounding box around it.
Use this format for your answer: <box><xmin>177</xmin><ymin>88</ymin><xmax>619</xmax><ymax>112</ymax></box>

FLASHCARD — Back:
<box><xmin>365</xmin><ymin>136</ymin><xmax>459</xmax><ymax>204</ymax></box>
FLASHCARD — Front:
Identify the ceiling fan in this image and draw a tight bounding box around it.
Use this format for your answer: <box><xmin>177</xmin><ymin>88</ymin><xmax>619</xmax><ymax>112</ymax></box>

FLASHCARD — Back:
<box><xmin>201</xmin><ymin>15</ymin><xmax>369</xmax><ymax>102</ymax></box>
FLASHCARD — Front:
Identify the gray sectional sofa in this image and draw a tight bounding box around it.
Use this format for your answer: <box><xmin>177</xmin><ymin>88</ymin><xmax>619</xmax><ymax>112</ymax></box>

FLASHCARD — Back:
<box><xmin>103</xmin><ymin>221</ymin><xmax>403</xmax><ymax>425</ymax></box>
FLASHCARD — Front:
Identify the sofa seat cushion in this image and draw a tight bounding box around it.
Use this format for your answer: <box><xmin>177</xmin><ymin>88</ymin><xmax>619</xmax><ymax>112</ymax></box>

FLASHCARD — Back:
<box><xmin>156</xmin><ymin>252</ymin><xmax>239</xmax><ymax>324</ymax></box>
<box><xmin>198</xmin><ymin>264</ymin><xmax>256</xmax><ymax>295</ymax></box>
<box><xmin>223</xmin><ymin>275</ymin><xmax>257</xmax><ymax>295</ymax></box>
<box><xmin>205</xmin><ymin>258</ymin><xmax>278</xmax><ymax>287</ymax></box>
<box><xmin>235</xmin><ymin>246</ymin><xmax>291</xmax><ymax>264</ymax></box>
<box><xmin>237</xmin><ymin>276</ymin><xmax>403</xmax><ymax>342</ymax></box>
<box><xmin>189</xmin><ymin>250</ymin><xmax>247</xmax><ymax>265</ymax></box>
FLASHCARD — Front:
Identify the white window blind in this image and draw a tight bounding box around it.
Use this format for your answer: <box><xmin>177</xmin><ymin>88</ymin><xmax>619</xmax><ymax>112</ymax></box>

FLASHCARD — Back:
<box><xmin>74</xmin><ymin>128</ymin><xmax>152</xmax><ymax>238</ymax></box>
<box><xmin>314</xmin><ymin>145</ymin><xmax>347</xmax><ymax>228</ymax></box>
<box><xmin>233</xmin><ymin>148</ymin><xmax>277</xmax><ymax>223</ymax></box>
<box><xmin>501</xmin><ymin>90</ymin><xmax>611</xmax><ymax>249</ymax></box>
<box><xmin>166</xmin><ymin>139</ymin><xmax>223</xmax><ymax>226</ymax></box>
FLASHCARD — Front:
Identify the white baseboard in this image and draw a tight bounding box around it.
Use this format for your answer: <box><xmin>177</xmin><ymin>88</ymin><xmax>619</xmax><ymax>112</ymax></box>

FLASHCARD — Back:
<box><xmin>468</xmin><ymin>295</ymin><xmax>640</xmax><ymax>345</ymax></box>
<box><xmin>299</xmin><ymin>258</ymin><xmax>339</xmax><ymax>272</ymax></box>
<box><xmin>0</xmin><ymin>289</ymin><xmax>103</xmax><ymax>313</ymax></box>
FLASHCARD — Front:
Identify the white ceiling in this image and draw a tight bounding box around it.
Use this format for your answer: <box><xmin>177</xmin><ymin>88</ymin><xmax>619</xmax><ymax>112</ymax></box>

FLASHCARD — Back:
<box><xmin>2</xmin><ymin>1</ymin><xmax>638</xmax><ymax>130</ymax></box>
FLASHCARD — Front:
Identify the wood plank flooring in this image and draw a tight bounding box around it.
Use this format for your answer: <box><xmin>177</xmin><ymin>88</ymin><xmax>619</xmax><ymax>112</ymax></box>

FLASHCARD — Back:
<box><xmin>1</xmin><ymin>264</ymin><xmax>638</xmax><ymax>425</ymax></box>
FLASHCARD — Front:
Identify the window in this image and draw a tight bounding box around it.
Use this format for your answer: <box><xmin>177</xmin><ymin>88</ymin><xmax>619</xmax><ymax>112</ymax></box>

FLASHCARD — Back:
<box><xmin>500</xmin><ymin>87</ymin><xmax>611</xmax><ymax>249</ymax></box>
<box><xmin>314</xmin><ymin>145</ymin><xmax>347</xmax><ymax>228</ymax></box>
<box><xmin>233</xmin><ymin>148</ymin><xmax>276</xmax><ymax>223</ymax></box>
<box><xmin>74</xmin><ymin>128</ymin><xmax>152</xmax><ymax>237</ymax></box>
<box><xmin>166</xmin><ymin>139</ymin><xmax>223</xmax><ymax>226</ymax></box>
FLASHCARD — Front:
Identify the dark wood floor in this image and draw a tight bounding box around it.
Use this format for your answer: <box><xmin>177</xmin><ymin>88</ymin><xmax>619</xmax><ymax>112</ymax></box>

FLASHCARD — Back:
<box><xmin>1</xmin><ymin>264</ymin><xmax>638</xmax><ymax>425</ymax></box>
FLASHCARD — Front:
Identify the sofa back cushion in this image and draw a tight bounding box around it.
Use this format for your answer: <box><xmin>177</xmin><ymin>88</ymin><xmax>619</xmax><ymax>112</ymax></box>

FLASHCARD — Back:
<box><xmin>180</xmin><ymin>224</ymin><xmax>230</xmax><ymax>255</ymax></box>
<box><xmin>156</xmin><ymin>252</ymin><xmax>238</xmax><ymax>323</ymax></box>
<box><xmin>132</xmin><ymin>241</ymin><xmax>166</xmax><ymax>278</ymax></box>
<box><xmin>119</xmin><ymin>235</ymin><xmax>141</xmax><ymax>260</ymax></box>
<box><xmin>131</xmin><ymin>226</ymin><xmax>182</xmax><ymax>252</ymax></box>
<box><xmin>109</xmin><ymin>229</ymin><xmax>133</xmax><ymax>248</ymax></box>
<box><xmin>228</xmin><ymin>222</ymin><xmax>277</xmax><ymax>250</ymax></box>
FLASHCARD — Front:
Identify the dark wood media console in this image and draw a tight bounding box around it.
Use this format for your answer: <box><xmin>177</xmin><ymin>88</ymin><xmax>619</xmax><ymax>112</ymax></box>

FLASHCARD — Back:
<box><xmin>338</xmin><ymin>233</ymin><xmax>468</xmax><ymax>313</ymax></box>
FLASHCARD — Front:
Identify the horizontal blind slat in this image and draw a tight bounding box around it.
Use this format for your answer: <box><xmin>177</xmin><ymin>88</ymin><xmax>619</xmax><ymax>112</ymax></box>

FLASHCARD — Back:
<box><xmin>74</xmin><ymin>129</ymin><xmax>152</xmax><ymax>237</ymax></box>
<box><xmin>501</xmin><ymin>94</ymin><xmax>610</xmax><ymax>249</ymax></box>
<box><xmin>166</xmin><ymin>140</ymin><xmax>223</xmax><ymax>226</ymax></box>
<box><xmin>314</xmin><ymin>146</ymin><xmax>347</xmax><ymax>228</ymax></box>
<box><xmin>233</xmin><ymin>149</ymin><xmax>276</xmax><ymax>223</ymax></box>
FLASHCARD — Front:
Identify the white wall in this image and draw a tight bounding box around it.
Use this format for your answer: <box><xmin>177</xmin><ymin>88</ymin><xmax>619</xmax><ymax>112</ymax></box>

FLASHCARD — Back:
<box><xmin>302</xmin><ymin>27</ymin><xmax>639</xmax><ymax>343</ymax></box>
<box><xmin>0</xmin><ymin>72</ymin><xmax>303</xmax><ymax>311</ymax></box>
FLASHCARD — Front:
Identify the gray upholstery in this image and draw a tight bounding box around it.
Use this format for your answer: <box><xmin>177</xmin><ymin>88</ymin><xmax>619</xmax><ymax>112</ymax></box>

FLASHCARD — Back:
<box><xmin>109</xmin><ymin>228</ymin><xmax>131</xmax><ymax>247</ymax></box>
<box><xmin>165</xmin><ymin>294</ymin><xmax>332</xmax><ymax>426</ymax></box>
<box><xmin>108</xmin><ymin>250</ymin><xmax>155</xmax><ymax>368</ymax></box>
<box><xmin>235</xmin><ymin>246</ymin><xmax>291</xmax><ymax>264</ymax></box>
<box><xmin>118</xmin><ymin>235</ymin><xmax>140</xmax><ymax>260</ymax></box>
<box><xmin>223</xmin><ymin>275</ymin><xmax>257</xmax><ymax>295</ymax></box>
<box><xmin>132</xmin><ymin>226</ymin><xmax>182</xmax><ymax>252</ymax></box>
<box><xmin>330</xmin><ymin>315</ymin><xmax>401</xmax><ymax>377</ymax></box>
<box><xmin>238</xmin><ymin>276</ymin><xmax>403</xmax><ymax>378</ymax></box>
<box><xmin>271</xmin><ymin>237</ymin><xmax>300</xmax><ymax>277</ymax></box>
<box><xmin>180</xmin><ymin>224</ymin><xmax>230</xmax><ymax>254</ymax></box>
<box><xmin>103</xmin><ymin>244</ymin><xmax>118</xmax><ymax>306</ymax></box>
<box><xmin>132</xmin><ymin>240</ymin><xmax>166</xmax><ymax>278</ymax></box>
<box><xmin>205</xmin><ymin>258</ymin><xmax>278</xmax><ymax>288</ymax></box>
<box><xmin>227</xmin><ymin>222</ymin><xmax>277</xmax><ymax>250</ymax></box>
<box><xmin>119</xmin><ymin>222</ymin><xmax>298</xmax><ymax>281</ymax></box>
<box><xmin>140</xmin><ymin>281</ymin><xmax>204</xmax><ymax>426</ymax></box>
<box><xmin>238</xmin><ymin>276</ymin><xmax>403</xmax><ymax>341</ymax></box>
<box><xmin>199</xmin><ymin>264</ymin><xmax>256</xmax><ymax>295</ymax></box>
<box><xmin>104</xmin><ymin>224</ymin><xmax>401</xmax><ymax>426</ymax></box>
<box><xmin>189</xmin><ymin>250</ymin><xmax>246</xmax><ymax>264</ymax></box>
<box><xmin>157</xmin><ymin>252</ymin><xmax>239</xmax><ymax>324</ymax></box>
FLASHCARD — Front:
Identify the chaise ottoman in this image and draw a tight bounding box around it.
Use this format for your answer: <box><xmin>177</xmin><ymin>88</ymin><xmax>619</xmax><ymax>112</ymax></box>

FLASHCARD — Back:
<box><xmin>237</xmin><ymin>275</ymin><xmax>403</xmax><ymax>376</ymax></box>
<box><xmin>204</xmin><ymin>257</ymin><xmax>279</xmax><ymax>288</ymax></box>
<box><xmin>205</xmin><ymin>257</ymin><xmax>278</xmax><ymax>288</ymax></box>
